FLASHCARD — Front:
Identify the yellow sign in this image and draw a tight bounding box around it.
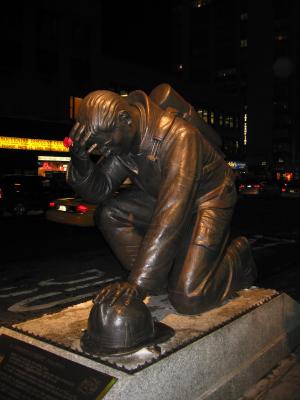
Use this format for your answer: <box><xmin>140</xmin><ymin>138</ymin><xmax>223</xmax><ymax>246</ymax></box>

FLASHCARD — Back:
<box><xmin>227</xmin><ymin>161</ymin><xmax>237</xmax><ymax>169</ymax></box>
<box><xmin>0</xmin><ymin>136</ymin><xmax>68</xmax><ymax>152</ymax></box>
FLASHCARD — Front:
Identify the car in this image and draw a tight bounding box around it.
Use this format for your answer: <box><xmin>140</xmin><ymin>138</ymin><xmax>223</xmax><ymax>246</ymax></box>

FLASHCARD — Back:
<box><xmin>238</xmin><ymin>178</ymin><xmax>281</xmax><ymax>197</ymax></box>
<box><xmin>281</xmin><ymin>180</ymin><xmax>300</xmax><ymax>198</ymax></box>
<box><xmin>0</xmin><ymin>174</ymin><xmax>53</xmax><ymax>216</ymax></box>
<box><xmin>46</xmin><ymin>177</ymin><xmax>133</xmax><ymax>227</ymax></box>
<box><xmin>46</xmin><ymin>196</ymin><xmax>97</xmax><ymax>227</ymax></box>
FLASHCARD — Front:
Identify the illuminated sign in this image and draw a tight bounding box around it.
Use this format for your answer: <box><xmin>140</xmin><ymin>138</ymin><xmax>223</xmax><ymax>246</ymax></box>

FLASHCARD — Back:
<box><xmin>0</xmin><ymin>136</ymin><xmax>68</xmax><ymax>152</ymax></box>
<box><xmin>38</xmin><ymin>155</ymin><xmax>71</xmax><ymax>162</ymax></box>
<box><xmin>227</xmin><ymin>161</ymin><xmax>247</xmax><ymax>170</ymax></box>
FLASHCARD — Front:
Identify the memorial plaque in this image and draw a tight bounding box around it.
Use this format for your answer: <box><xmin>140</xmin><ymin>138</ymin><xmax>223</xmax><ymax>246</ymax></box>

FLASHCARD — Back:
<box><xmin>0</xmin><ymin>334</ymin><xmax>117</xmax><ymax>400</ymax></box>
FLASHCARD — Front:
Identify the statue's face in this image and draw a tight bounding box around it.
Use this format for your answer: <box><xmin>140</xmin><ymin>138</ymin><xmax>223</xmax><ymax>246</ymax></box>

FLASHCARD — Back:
<box><xmin>83</xmin><ymin>120</ymin><xmax>135</xmax><ymax>156</ymax></box>
<box><xmin>101</xmin><ymin>125</ymin><xmax>133</xmax><ymax>156</ymax></box>
<box><xmin>78</xmin><ymin>99</ymin><xmax>139</xmax><ymax>156</ymax></box>
<box><xmin>84</xmin><ymin>108</ymin><xmax>138</xmax><ymax>156</ymax></box>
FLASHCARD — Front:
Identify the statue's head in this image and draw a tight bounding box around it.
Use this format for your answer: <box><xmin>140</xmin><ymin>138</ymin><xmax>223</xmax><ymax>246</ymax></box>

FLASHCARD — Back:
<box><xmin>78</xmin><ymin>90</ymin><xmax>138</xmax><ymax>155</ymax></box>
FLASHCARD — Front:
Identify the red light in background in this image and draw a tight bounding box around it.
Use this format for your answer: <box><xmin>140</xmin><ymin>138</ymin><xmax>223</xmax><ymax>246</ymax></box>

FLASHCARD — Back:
<box><xmin>42</xmin><ymin>162</ymin><xmax>52</xmax><ymax>171</ymax></box>
<box><xmin>253</xmin><ymin>184</ymin><xmax>261</xmax><ymax>189</ymax></box>
<box><xmin>49</xmin><ymin>201</ymin><xmax>55</xmax><ymax>207</ymax></box>
<box><xmin>76</xmin><ymin>204</ymin><xmax>89</xmax><ymax>213</ymax></box>
<box><xmin>281</xmin><ymin>187</ymin><xmax>286</xmax><ymax>192</ymax></box>
<box><xmin>285</xmin><ymin>172</ymin><xmax>293</xmax><ymax>182</ymax></box>
<box><xmin>239</xmin><ymin>184</ymin><xmax>245</xmax><ymax>189</ymax></box>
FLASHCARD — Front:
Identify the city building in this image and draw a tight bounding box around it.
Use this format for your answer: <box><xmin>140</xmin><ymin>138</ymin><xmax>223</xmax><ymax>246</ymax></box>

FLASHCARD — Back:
<box><xmin>0</xmin><ymin>1</ymin><xmax>184</xmax><ymax>174</ymax></box>
<box><xmin>172</xmin><ymin>0</ymin><xmax>300</xmax><ymax>171</ymax></box>
<box><xmin>0</xmin><ymin>1</ymin><xmax>299</xmax><ymax>175</ymax></box>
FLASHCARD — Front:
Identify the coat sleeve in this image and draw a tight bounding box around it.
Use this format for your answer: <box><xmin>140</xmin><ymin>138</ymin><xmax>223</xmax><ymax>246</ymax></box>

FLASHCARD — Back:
<box><xmin>66</xmin><ymin>155</ymin><xmax>129</xmax><ymax>204</ymax></box>
<box><xmin>128</xmin><ymin>127</ymin><xmax>202</xmax><ymax>291</ymax></box>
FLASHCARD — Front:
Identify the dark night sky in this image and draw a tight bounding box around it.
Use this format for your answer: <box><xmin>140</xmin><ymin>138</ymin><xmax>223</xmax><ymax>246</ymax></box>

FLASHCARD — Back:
<box><xmin>101</xmin><ymin>1</ymin><xmax>177</xmax><ymax>71</ymax></box>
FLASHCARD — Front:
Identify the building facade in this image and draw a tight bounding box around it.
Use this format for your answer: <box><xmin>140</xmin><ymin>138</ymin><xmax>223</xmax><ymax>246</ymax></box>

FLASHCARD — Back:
<box><xmin>172</xmin><ymin>0</ymin><xmax>299</xmax><ymax>168</ymax></box>
<box><xmin>1</xmin><ymin>0</ymin><xmax>299</xmax><ymax>174</ymax></box>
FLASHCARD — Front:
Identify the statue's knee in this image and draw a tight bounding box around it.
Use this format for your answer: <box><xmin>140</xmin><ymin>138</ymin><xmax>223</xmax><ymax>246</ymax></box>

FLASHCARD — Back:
<box><xmin>168</xmin><ymin>290</ymin><xmax>198</xmax><ymax>315</ymax></box>
<box><xmin>168</xmin><ymin>289</ymin><xmax>217</xmax><ymax>315</ymax></box>
<box><xmin>94</xmin><ymin>203</ymin><xmax>116</xmax><ymax>228</ymax></box>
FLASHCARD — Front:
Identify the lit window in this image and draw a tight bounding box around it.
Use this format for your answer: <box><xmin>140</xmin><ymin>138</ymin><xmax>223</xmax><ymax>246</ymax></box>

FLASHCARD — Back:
<box><xmin>229</xmin><ymin>117</ymin><xmax>234</xmax><ymax>128</ymax></box>
<box><xmin>240</xmin><ymin>39</ymin><xmax>248</xmax><ymax>48</ymax></box>
<box><xmin>219</xmin><ymin>114</ymin><xmax>223</xmax><ymax>126</ymax></box>
<box><xmin>120</xmin><ymin>90</ymin><xmax>128</xmax><ymax>97</ymax></box>
<box><xmin>240</xmin><ymin>12</ymin><xmax>248</xmax><ymax>21</ymax></box>
<box><xmin>193</xmin><ymin>0</ymin><xmax>206</xmax><ymax>8</ymax></box>
<box><xmin>210</xmin><ymin>111</ymin><xmax>214</xmax><ymax>125</ymax></box>
<box><xmin>284</xmin><ymin>172</ymin><xmax>293</xmax><ymax>182</ymax></box>
<box><xmin>216</xmin><ymin>68</ymin><xmax>237</xmax><ymax>79</ymax></box>
<box><xmin>197</xmin><ymin>109</ymin><xmax>203</xmax><ymax>118</ymax></box>
<box><xmin>275</xmin><ymin>34</ymin><xmax>288</xmax><ymax>41</ymax></box>
<box><xmin>243</xmin><ymin>113</ymin><xmax>248</xmax><ymax>145</ymax></box>
<box><xmin>203</xmin><ymin>110</ymin><xmax>208</xmax><ymax>123</ymax></box>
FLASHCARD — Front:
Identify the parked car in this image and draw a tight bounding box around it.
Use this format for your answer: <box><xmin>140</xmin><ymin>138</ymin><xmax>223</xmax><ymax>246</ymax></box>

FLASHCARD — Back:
<box><xmin>238</xmin><ymin>178</ymin><xmax>281</xmax><ymax>197</ymax></box>
<box><xmin>281</xmin><ymin>180</ymin><xmax>300</xmax><ymax>198</ymax></box>
<box><xmin>46</xmin><ymin>196</ymin><xmax>97</xmax><ymax>227</ymax></box>
<box><xmin>46</xmin><ymin>177</ymin><xmax>133</xmax><ymax>227</ymax></box>
<box><xmin>0</xmin><ymin>174</ymin><xmax>52</xmax><ymax>216</ymax></box>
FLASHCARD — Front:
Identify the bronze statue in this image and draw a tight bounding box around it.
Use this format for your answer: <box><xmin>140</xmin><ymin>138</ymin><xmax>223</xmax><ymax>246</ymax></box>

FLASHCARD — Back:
<box><xmin>67</xmin><ymin>83</ymin><xmax>257</xmax><ymax>319</ymax></box>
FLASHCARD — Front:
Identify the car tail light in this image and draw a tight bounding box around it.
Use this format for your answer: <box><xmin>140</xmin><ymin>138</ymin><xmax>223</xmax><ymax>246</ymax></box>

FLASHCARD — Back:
<box><xmin>239</xmin><ymin>184</ymin><xmax>245</xmax><ymax>189</ymax></box>
<box><xmin>253</xmin><ymin>184</ymin><xmax>261</xmax><ymax>189</ymax></box>
<box><xmin>0</xmin><ymin>187</ymin><xmax>2</xmax><ymax>199</ymax></box>
<box><xmin>281</xmin><ymin>187</ymin><xmax>286</xmax><ymax>193</ymax></box>
<box><xmin>49</xmin><ymin>201</ymin><xmax>56</xmax><ymax>208</ymax></box>
<box><xmin>76</xmin><ymin>204</ymin><xmax>89</xmax><ymax>213</ymax></box>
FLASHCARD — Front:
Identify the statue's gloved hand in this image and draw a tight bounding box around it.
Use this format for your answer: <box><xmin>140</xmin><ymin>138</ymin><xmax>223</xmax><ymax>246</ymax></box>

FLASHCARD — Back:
<box><xmin>93</xmin><ymin>281</ymin><xmax>146</xmax><ymax>307</ymax></box>
<box><xmin>68</xmin><ymin>122</ymin><xmax>93</xmax><ymax>176</ymax></box>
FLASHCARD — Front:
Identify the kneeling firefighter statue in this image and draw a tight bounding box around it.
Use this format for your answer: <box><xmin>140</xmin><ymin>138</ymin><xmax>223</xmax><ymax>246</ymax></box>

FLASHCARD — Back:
<box><xmin>66</xmin><ymin>83</ymin><xmax>257</xmax><ymax>355</ymax></box>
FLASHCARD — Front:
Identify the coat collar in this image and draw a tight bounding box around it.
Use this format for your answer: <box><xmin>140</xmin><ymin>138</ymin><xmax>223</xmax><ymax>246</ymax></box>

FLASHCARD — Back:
<box><xmin>128</xmin><ymin>90</ymin><xmax>176</xmax><ymax>143</ymax></box>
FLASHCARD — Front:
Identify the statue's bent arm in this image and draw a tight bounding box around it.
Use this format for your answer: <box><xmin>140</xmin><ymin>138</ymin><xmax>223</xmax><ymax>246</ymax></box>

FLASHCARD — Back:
<box><xmin>67</xmin><ymin>155</ymin><xmax>129</xmax><ymax>204</ymax></box>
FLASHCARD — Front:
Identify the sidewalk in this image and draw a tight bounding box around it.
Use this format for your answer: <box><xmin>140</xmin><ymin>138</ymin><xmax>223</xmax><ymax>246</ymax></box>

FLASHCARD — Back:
<box><xmin>241</xmin><ymin>346</ymin><xmax>300</xmax><ymax>400</ymax></box>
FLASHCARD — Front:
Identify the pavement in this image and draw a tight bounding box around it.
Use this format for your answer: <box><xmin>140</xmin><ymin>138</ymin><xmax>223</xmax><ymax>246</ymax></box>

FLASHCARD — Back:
<box><xmin>240</xmin><ymin>346</ymin><xmax>300</xmax><ymax>400</ymax></box>
<box><xmin>246</xmin><ymin>258</ymin><xmax>300</xmax><ymax>396</ymax></box>
<box><xmin>240</xmin><ymin>265</ymin><xmax>300</xmax><ymax>399</ymax></box>
<box><xmin>1</xmin><ymin>198</ymin><xmax>300</xmax><ymax>398</ymax></box>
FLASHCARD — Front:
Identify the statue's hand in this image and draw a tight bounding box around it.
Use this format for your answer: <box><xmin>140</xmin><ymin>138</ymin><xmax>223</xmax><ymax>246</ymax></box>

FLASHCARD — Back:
<box><xmin>67</xmin><ymin>122</ymin><xmax>92</xmax><ymax>175</ymax></box>
<box><xmin>93</xmin><ymin>281</ymin><xmax>144</xmax><ymax>307</ymax></box>
<box><xmin>68</xmin><ymin>122</ymin><xmax>92</xmax><ymax>157</ymax></box>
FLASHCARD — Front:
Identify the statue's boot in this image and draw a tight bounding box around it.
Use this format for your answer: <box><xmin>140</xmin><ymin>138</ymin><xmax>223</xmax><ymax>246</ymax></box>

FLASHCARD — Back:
<box><xmin>228</xmin><ymin>236</ymin><xmax>257</xmax><ymax>290</ymax></box>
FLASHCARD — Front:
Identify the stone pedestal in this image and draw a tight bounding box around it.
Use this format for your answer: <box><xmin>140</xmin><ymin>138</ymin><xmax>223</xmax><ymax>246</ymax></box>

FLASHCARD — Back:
<box><xmin>1</xmin><ymin>288</ymin><xmax>300</xmax><ymax>400</ymax></box>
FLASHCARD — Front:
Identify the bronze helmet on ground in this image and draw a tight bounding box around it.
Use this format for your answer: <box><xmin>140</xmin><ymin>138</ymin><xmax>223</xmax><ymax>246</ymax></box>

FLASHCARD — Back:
<box><xmin>81</xmin><ymin>296</ymin><xmax>174</xmax><ymax>356</ymax></box>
